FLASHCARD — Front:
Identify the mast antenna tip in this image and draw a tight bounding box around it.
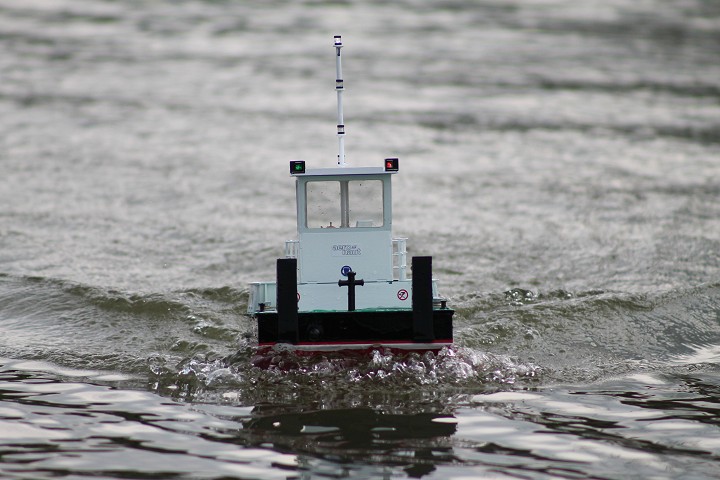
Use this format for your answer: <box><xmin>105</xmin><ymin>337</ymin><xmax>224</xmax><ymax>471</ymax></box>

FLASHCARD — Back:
<box><xmin>334</xmin><ymin>36</ymin><xmax>346</xmax><ymax>166</ymax></box>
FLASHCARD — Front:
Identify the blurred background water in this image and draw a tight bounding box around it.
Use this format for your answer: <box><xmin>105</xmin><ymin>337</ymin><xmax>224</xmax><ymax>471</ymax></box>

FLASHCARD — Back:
<box><xmin>1</xmin><ymin>0</ymin><xmax>720</xmax><ymax>478</ymax></box>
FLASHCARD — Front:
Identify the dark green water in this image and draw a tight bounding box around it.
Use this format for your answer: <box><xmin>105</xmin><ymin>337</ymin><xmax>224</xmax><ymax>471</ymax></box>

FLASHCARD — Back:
<box><xmin>1</xmin><ymin>0</ymin><xmax>720</xmax><ymax>478</ymax></box>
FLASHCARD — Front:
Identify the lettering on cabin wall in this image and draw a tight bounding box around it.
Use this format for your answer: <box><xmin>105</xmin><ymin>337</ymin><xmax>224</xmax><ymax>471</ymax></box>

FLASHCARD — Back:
<box><xmin>331</xmin><ymin>244</ymin><xmax>362</xmax><ymax>257</ymax></box>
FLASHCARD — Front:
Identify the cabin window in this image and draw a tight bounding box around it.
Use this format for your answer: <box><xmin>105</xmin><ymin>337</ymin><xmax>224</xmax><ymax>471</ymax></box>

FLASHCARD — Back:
<box><xmin>307</xmin><ymin>181</ymin><xmax>341</xmax><ymax>228</ymax></box>
<box><xmin>349</xmin><ymin>180</ymin><xmax>383</xmax><ymax>227</ymax></box>
<box><xmin>306</xmin><ymin>179</ymin><xmax>384</xmax><ymax>229</ymax></box>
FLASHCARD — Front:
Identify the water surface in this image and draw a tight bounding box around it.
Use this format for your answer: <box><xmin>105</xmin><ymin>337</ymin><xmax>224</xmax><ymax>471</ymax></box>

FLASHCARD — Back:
<box><xmin>1</xmin><ymin>0</ymin><xmax>720</xmax><ymax>478</ymax></box>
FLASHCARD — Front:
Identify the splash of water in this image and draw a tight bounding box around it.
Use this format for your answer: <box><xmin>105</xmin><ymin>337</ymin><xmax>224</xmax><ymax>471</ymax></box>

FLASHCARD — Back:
<box><xmin>148</xmin><ymin>346</ymin><xmax>542</xmax><ymax>405</ymax></box>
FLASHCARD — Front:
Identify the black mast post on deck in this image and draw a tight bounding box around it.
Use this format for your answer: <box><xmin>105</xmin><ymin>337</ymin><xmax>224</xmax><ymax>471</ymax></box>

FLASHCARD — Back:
<box><xmin>276</xmin><ymin>258</ymin><xmax>299</xmax><ymax>343</ymax></box>
<box><xmin>412</xmin><ymin>256</ymin><xmax>435</xmax><ymax>342</ymax></box>
<box><xmin>338</xmin><ymin>270</ymin><xmax>364</xmax><ymax>311</ymax></box>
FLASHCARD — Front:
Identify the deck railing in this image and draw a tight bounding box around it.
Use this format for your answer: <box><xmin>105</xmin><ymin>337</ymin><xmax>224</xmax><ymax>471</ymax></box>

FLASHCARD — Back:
<box><xmin>392</xmin><ymin>237</ymin><xmax>408</xmax><ymax>281</ymax></box>
<box><xmin>284</xmin><ymin>239</ymin><xmax>299</xmax><ymax>258</ymax></box>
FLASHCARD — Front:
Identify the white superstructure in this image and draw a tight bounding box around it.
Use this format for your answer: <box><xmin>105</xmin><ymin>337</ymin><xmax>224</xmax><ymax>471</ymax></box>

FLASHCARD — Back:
<box><xmin>249</xmin><ymin>163</ymin><xmax>441</xmax><ymax>313</ymax></box>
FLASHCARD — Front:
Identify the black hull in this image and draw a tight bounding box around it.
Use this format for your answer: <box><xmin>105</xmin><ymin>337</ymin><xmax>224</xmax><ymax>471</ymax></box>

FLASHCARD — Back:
<box><xmin>256</xmin><ymin>309</ymin><xmax>453</xmax><ymax>348</ymax></box>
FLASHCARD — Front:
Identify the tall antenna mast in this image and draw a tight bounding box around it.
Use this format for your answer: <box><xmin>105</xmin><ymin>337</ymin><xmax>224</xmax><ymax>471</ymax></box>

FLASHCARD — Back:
<box><xmin>334</xmin><ymin>35</ymin><xmax>346</xmax><ymax>167</ymax></box>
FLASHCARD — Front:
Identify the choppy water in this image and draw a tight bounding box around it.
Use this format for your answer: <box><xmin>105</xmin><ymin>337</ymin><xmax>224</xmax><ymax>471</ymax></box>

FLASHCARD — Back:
<box><xmin>1</xmin><ymin>0</ymin><xmax>720</xmax><ymax>478</ymax></box>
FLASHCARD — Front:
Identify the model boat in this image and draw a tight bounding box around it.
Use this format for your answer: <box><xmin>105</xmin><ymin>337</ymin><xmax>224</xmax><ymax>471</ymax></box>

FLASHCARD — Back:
<box><xmin>248</xmin><ymin>36</ymin><xmax>453</xmax><ymax>353</ymax></box>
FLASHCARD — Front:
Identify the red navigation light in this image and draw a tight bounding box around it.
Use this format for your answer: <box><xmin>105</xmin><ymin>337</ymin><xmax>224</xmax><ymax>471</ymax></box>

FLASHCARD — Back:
<box><xmin>290</xmin><ymin>160</ymin><xmax>305</xmax><ymax>175</ymax></box>
<box><xmin>384</xmin><ymin>158</ymin><xmax>399</xmax><ymax>172</ymax></box>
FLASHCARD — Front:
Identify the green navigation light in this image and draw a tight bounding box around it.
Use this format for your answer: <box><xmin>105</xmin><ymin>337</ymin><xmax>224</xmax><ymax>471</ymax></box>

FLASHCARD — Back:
<box><xmin>290</xmin><ymin>160</ymin><xmax>306</xmax><ymax>174</ymax></box>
